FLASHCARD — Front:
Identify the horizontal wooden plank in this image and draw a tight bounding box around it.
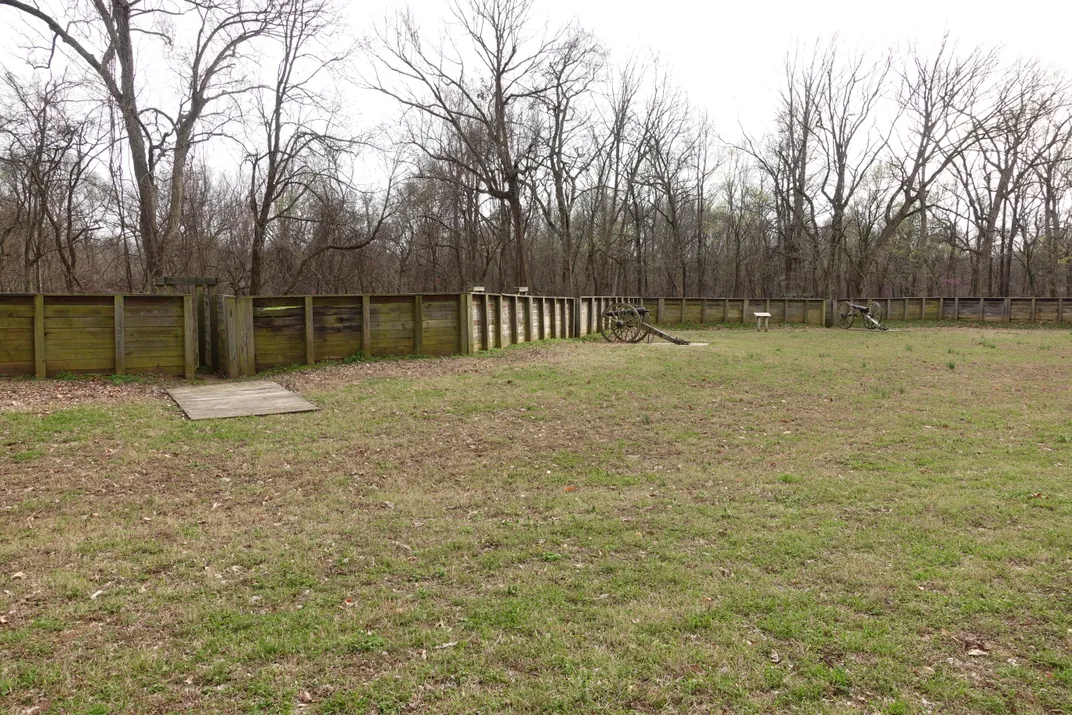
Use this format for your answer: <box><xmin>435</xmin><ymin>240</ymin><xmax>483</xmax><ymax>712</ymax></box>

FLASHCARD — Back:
<box><xmin>0</xmin><ymin>348</ymin><xmax>36</xmax><ymax>361</ymax></box>
<box><xmin>0</xmin><ymin>361</ymin><xmax>34</xmax><ymax>376</ymax></box>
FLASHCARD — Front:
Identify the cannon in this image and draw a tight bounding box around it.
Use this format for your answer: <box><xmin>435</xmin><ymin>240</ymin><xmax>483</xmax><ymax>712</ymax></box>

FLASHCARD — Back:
<box><xmin>598</xmin><ymin>303</ymin><xmax>691</xmax><ymax>345</ymax></box>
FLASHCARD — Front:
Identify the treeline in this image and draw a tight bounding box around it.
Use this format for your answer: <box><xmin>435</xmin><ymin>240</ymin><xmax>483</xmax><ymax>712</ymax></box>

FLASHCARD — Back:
<box><xmin>1</xmin><ymin>0</ymin><xmax>1070</xmax><ymax>298</ymax></box>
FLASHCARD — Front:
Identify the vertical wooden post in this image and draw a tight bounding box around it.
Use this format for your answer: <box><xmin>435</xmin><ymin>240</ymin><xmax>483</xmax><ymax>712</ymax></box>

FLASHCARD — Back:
<box><xmin>514</xmin><ymin>295</ymin><xmax>523</xmax><ymax>343</ymax></box>
<box><xmin>783</xmin><ymin>298</ymin><xmax>788</xmax><ymax>324</ymax></box>
<box><xmin>208</xmin><ymin>284</ymin><xmax>219</xmax><ymax>372</ymax></box>
<box><xmin>657</xmin><ymin>298</ymin><xmax>665</xmax><ymax>325</ymax></box>
<box><xmin>33</xmin><ymin>294</ymin><xmax>46</xmax><ymax>378</ymax></box>
<box><xmin>183</xmin><ymin>294</ymin><xmax>196</xmax><ymax>379</ymax></box>
<box><xmin>459</xmin><ymin>294</ymin><xmax>472</xmax><ymax>354</ymax></box>
<box><xmin>525</xmin><ymin>296</ymin><xmax>534</xmax><ymax>341</ymax></box>
<box><xmin>886</xmin><ymin>298</ymin><xmax>891</xmax><ymax>322</ymax></box>
<box><xmin>700</xmin><ymin>299</ymin><xmax>708</xmax><ymax>324</ymax></box>
<box><xmin>1059</xmin><ymin>297</ymin><xmax>1064</xmax><ymax>323</ymax></box>
<box><xmin>742</xmin><ymin>298</ymin><xmax>748</xmax><ymax>324</ymax></box>
<box><xmin>954</xmin><ymin>297</ymin><xmax>960</xmax><ymax>321</ymax></box>
<box><xmin>361</xmin><ymin>294</ymin><xmax>372</xmax><ymax>357</ymax></box>
<box><xmin>802</xmin><ymin>300</ymin><xmax>809</xmax><ymax>325</ymax></box>
<box><xmin>1005</xmin><ymin>297</ymin><xmax>1012</xmax><ymax>322</ymax></box>
<box><xmin>920</xmin><ymin>297</ymin><xmax>926</xmax><ymax>320</ymax></box>
<box><xmin>550</xmin><ymin>299</ymin><xmax>558</xmax><ymax>339</ymax></box>
<box><xmin>414</xmin><ymin>294</ymin><xmax>424</xmax><ymax>354</ymax></box>
<box><xmin>723</xmin><ymin>298</ymin><xmax>728</xmax><ymax>323</ymax></box>
<box><xmin>223</xmin><ymin>297</ymin><xmax>238</xmax><ymax>378</ymax></box>
<box><xmin>195</xmin><ymin>285</ymin><xmax>206</xmax><ymax>368</ymax></box>
<box><xmin>938</xmin><ymin>297</ymin><xmax>945</xmax><ymax>321</ymax></box>
<box><xmin>979</xmin><ymin>297</ymin><xmax>985</xmax><ymax>322</ymax></box>
<box><xmin>494</xmin><ymin>295</ymin><xmax>504</xmax><ymax>347</ymax></box>
<box><xmin>114</xmin><ymin>295</ymin><xmax>126</xmax><ymax>375</ymax></box>
<box><xmin>821</xmin><ymin>299</ymin><xmax>827</xmax><ymax>328</ymax></box>
<box><xmin>304</xmin><ymin>296</ymin><xmax>315</xmax><ymax>365</ymax></box>
<box><xmin>482</xmin><ymin>294</ymin><xmax>491</xmax><ymax>349</ymax></box>
<box><xmin>680</xmin><ymin>297</ymin><xmax>686</xmax><ymax>325</ymax></box>
<box><xmin>1030</xmin><ymin>297</ymin><xmax>1037</xmax><ymax>322</ymax></box>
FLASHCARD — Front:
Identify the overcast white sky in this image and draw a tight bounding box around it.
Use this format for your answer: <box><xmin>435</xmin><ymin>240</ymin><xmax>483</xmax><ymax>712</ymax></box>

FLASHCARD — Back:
<box><xmin>357</xmin><ymin>0</ymin><xmax>1072</xmax><ymax>135</ymax></box>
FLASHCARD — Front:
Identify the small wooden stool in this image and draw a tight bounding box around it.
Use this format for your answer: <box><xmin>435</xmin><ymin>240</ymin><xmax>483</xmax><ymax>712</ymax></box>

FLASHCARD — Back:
<box><xmin>754</xmin><ymin>312</ymin><xmax>771</xmax><ymax>332</ymax></box>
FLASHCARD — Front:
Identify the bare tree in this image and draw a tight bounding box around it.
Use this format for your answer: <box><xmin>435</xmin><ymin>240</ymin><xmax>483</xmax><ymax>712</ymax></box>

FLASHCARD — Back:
<box><xmin>0</xmin><ymin>0</ymin><xmax>281</xmax><ymax>283</ymax></box>
<box><xmin>367</xmin><ymin>0</ymin><xmax>562</xmax><ymax>289</ymax></box>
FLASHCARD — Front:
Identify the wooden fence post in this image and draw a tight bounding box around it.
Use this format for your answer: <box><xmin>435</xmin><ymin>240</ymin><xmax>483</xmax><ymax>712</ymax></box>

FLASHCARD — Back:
<box><xmin>183</xmin><ymin>294</ymin><xmax>196</xmax><ymax>379</ymax></box>
<box><xmin>459</xmin><ymin>294</ymin><xmax>472</xmax><ymax>354</ymax></box>
<box><xmin>1031</xmin><ymin>297</ymin><xmax>1037</xmax><ymax>322</ymax></box>
<box><xmin>742</xmin><ymin>298</ymin><xmax>748</xmax><ymax>324</ymax></box>
<box><xmin>920</xmin><ymin>297</ymin><xmax>926</xmax><ymax>320</ymax></box>
<box><xmin>954</xmin><ymin>297</ymin><xmax>960</xmax><ymax>321</ymax></box>
<box><xmin>510</xmin><ymin>295</ymin><xmax>519</xmax><ymax>342</ymax></box>
<box><xmin>414</xmin><ymin>294</ymin><xmax>424</xmax><ymax>354</ymax></box>
<box><xmin>494</xmin><ymin>295</ymin><xmax>504</xmax><ymax>347</ymax></box>
<box><xmin>1059</xmin><ymin>297</ymin><xmax>1064</xmax><ymax>323</ymax></box>
<box><xmin>33</xmin><ymin>294</ymin><xmax>45</xmax><ymax>378</ymax></box>
<box><xmin>114</xmin><ymin>295</ymin><xmax>125</xmax><ymax>375</ymax></box>
<box><xmin>304</xmin><ymin>296</ymin><xmax>315</xmax><ymax>365</ymax></box>
<box><xmin>362</xmin><ymin>294</ymin><xmax>372</xmax><ymax>357</ymax></box>
<box><xmin>700</xmin><ymin>299</ymin><xmax>708</xmax><ymax>324</ymax></box>
<box><xmin>525</xmin><ymin>296</ymin><xmax>534</xmax><ymax>341</ymax></box>
<box><xmin>1005</xmin><ymin>297</ymin><xmax>1012</xmax><ymax>322</ymax></box>
<box><xmin>656</xmin><ymin>298</ymin><xmax>665</xmax><ymax>325</ymax></box>
<box><xmin>208</xmin><ymin>284</ymin><xmax>219</xmax><ymax>371</ymax></box>
<box><xmin>222</xmin><ymin>297</ymin><xmax>237</xmax><ymax>378</ymax></box>
<box><xmin>938</xmin><ymin>297</ymin><xmax>945</xmax><ymax>321</ymax></box>
<box><xmin>979</xmin><ymin>297</ymin><xmax>985</xmax><ymax>321</ymax></box>
<box><xmin>195</xmin><ymin>285</ymin><xmax>206</xmax><ymax>368</ymax></box>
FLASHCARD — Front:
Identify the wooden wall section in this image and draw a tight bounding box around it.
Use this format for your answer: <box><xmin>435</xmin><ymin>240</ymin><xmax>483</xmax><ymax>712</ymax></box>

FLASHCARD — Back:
<box><xmin>0</xmin><ymin>295</ymin><xmax>34</xmax><ymax>376</ymax></box>
<box><xmin>0</xmin><ymin>294</ymin><xmax>193</xmax><ymax>378</ymax></box>
<box><xmin>123</xmin><ymin>295</ymin><xmax>188</xmax><ymax>376</ymax></box>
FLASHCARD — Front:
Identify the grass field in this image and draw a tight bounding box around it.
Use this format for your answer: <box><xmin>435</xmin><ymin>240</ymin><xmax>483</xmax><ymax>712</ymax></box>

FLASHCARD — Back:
<box><xmin>1</xmin><ymin>326</ymin><xmax>1070</xmax><ymax>714</ymax></box>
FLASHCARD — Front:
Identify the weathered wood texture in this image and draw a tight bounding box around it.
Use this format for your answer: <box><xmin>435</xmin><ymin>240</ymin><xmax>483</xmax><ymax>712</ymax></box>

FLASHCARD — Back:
<box><xmin>0</xmin><ymin>294</ymin><xmax>193</xmax><ymax>377</ymax></box>
<box><xmin>168</xmin><ymin>380</ymin><xmax>318</xmax><ymax>420</ymax></box>
<box><xmin>845</xmin><ymin>297</ymin><xmax>1068</xmax><ymax>324</ymax></box>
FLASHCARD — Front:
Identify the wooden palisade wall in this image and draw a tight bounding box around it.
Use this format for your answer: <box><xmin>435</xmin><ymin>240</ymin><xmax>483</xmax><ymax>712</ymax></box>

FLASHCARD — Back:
<box><xmin>579</xmin><ymin>297</ymin><xmax>828</xmax><ymax>329</ymax></box>
<box><xmin>0</xmin><ymin>294</ymin><xmax>195</xmax><ymax>378</ymax></box>
<box><xmin>845</xmin><ymin>296</ymin><xmax>1069</xmax><ymax>324</ymax></box>
<box><xmin>219</xmin><ymin>293</ymin><xmax>579</xmax><ymax>377</ymax></box>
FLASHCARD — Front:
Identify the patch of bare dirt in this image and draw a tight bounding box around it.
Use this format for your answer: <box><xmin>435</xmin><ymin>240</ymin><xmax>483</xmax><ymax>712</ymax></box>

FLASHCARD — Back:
<box><xmin>0</xmin><ymin>377</ymin><xmax>170</xmax><ymax>414</ymax></box>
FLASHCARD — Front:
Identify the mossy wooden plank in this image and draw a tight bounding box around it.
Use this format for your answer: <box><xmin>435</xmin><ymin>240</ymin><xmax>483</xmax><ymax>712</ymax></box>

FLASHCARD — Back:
<box><xmin>124</xmin><ymin>329</ymin><xmax>184</xmax><ymax>342</ymax></box>
<box><xmin>123</xmin><ymin>346</ymin><xmax>184</xmax><ymax>358</ymax></box>
<box><xmin>0</xmin><ymin>348</ymin><xmax>34</xmax><ymax>361</ymax></box>
<box><xmin>0</xmin><ymin>361</ymin><xmax>33</xmax><ymax>375</ymax></box>
<box><xmin>44</xmin><ymin>328</ymin><xmax>115</xmax><ymax>341</ymax></box>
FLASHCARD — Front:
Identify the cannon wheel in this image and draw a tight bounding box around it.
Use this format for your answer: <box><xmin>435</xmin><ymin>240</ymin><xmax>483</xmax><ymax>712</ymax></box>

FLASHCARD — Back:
<box><xmin>837</xmin><ymin>301</ymin><xmax>854</xmax><ymax>329</ymax></box>
<box><xmin>601</xmin><ymin>303</ymin><xmax>647</xmax><ymax>343</ymax></box>
<box><xmin>865</xmin><ymin>301</ymin><xmax>883</xmax><ymax>330</ymax></box>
